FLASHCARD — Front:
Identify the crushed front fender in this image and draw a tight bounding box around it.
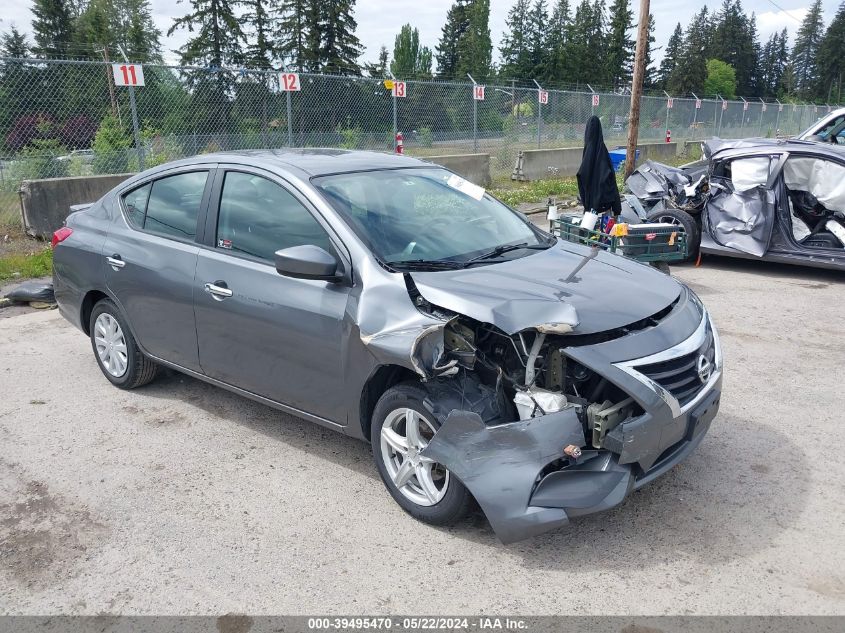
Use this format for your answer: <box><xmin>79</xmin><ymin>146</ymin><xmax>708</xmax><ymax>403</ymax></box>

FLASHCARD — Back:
<box><xmin>420</xmin><ymin>408</ymin><xmax>639</xmax><ymax>544</ymax></box>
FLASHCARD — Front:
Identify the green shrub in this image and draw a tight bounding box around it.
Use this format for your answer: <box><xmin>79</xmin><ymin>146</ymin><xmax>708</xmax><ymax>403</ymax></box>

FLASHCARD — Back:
<box><xmin>417</xmin><ymin>127</ymin><xmax>433</xmax><ymax>147</ymax></box>
<box><xmin>337</xmin><ymin>124</ymin><xmax>363</xmax><ymax>149</ymax></box>
<box><xmin>92</xmin><ymin>115</ymin><xmax>131</xmax><ymax>175</ymax></box>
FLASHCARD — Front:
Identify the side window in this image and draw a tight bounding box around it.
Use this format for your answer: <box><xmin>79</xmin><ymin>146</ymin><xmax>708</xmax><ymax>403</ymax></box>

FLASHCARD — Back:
<box><xmin>216</xmin><ymin>172</ymin><xmax>334</xmax><ymax>261</ymax></box>
<box><xmin>142</xmin><ymin>171</ymin><xmax>208</xmax><ymax>240</ymax></box>
<box><xmin>122</xmin><ymin>183</ymin><xmax>151</xmax><ymax>229</ymax></box>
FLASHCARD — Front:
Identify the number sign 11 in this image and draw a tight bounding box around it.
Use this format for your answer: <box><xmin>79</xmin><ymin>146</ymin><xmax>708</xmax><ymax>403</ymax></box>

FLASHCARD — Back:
<box><xmin>112</xmin><ymin>64</ymin><xmax>144</xmax><ymax>87</ymax></box>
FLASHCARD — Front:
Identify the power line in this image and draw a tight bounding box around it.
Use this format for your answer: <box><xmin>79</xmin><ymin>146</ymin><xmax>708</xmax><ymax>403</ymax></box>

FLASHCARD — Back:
<box><xmin>761</xmin><ymin>0</ymin><xmax>805</xmax><ymax>24</ymax></box>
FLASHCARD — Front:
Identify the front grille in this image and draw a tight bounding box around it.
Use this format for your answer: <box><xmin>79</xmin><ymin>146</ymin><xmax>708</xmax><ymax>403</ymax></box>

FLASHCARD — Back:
<box><xmin>634</xmin><ymin>328</ymin><xmax>716</xmax><ymax>407</ymax></box>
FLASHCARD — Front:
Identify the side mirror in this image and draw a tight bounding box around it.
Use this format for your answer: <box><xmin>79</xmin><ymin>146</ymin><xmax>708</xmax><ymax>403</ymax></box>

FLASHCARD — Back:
<box><xmin>274</xmin><ymin>245</ymin><xmax>341</xmax><ymax>281</ymax></box>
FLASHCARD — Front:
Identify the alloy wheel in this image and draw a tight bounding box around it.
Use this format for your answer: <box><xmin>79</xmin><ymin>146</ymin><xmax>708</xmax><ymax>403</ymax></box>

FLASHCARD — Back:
<box><xmin>94</xmin><ymin>313</ymin><xmax>128</xmax><ymax>378</ymax></box>
<box><xmin>380</xmin><ymin>407</ymin><xmax>449</xmax><ymax>506</ymax></box>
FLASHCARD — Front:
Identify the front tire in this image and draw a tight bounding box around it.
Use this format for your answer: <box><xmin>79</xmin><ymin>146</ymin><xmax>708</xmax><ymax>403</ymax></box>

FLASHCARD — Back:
<box><xmin>646</xmin><ymin>207</ymin><xmax>700</xmax><ymax>262</ymax></box>
<box><xmin>89</xmin><ymin>299</ymin><xmax>157</xmax><ymax>389</ymax></box>
<box><xmin>371</xmin><ymin>382</ymin><xmax>473</xmax><ymax>525</ymax></box>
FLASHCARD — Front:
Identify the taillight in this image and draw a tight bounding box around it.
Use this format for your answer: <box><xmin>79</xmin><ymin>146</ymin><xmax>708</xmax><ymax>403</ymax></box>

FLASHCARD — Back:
<box><xmin>52</xmin><ymin>226</ymin><xmax>73</xmax><ymax>248</ymax></box>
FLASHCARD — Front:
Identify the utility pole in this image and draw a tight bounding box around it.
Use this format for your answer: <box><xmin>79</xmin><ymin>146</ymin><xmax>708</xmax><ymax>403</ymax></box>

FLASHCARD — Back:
<box><xmin>625</xmin><ymin>0</ymin><xmax>650</xmax><ymax>179</ymax></box>
<box><xmin>96</xmin><ymin>46</ymin><xmax>120</xmax><ymax>123</ymax></box>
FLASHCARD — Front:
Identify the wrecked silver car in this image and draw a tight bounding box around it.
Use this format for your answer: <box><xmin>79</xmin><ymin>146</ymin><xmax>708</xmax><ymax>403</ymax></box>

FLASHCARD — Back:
<box><xmin>52</xmin><ymin>150</ymin><xmax>722</xmax><ymax>543</ymax></box>
<box><xmin>624</xmin><ymin>139</ymin><xmax>845</xmax><ymax>270</ymax></box>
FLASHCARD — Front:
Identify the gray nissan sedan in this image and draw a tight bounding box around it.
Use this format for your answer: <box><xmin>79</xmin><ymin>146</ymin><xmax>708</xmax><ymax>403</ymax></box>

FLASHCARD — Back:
<box><xmin>52</xmin><ymin>149</ymin><xmax>722</xmax><ymax>543</ymax></box>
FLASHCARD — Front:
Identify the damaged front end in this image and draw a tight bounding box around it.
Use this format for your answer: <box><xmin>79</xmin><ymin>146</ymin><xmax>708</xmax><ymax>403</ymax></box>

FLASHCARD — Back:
<box><xmin>624</xmin><ymin>159</ymin><xmax>710</xmax><ymax>216</ymax></box>
<box><xmin>373</xmin><ymin>276</ymin><xmax>721</xmax><ymax>544</ymax></box>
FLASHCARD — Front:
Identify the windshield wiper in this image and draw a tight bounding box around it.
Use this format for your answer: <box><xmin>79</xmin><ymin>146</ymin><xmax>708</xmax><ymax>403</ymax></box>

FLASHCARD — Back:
<box><xmin>462</xmin><ymin>242</ymin><xmax>550</xmax><ymax>265</ymax></box>
<box><xmin>388</xmin><ymin>259</ymin><xmax>466</xmax><ymax>271</ymax></box>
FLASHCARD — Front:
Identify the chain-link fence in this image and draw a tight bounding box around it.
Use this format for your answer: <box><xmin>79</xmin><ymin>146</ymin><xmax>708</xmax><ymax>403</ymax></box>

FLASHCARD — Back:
<box><xmin>0</xmin><ymin>56</ymin><xmax>840</xmax><ymax>229</ymax></box>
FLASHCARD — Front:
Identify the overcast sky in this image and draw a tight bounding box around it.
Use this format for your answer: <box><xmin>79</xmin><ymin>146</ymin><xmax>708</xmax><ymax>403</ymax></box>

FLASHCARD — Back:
<box><xmin>0</xmin><ymin>0</ymin><xmax>841</xmax><ymax>68</ymax></box>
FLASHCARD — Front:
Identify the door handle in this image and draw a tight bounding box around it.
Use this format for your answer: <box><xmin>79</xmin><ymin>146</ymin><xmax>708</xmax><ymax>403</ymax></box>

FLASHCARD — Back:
<box><xmin>204</xmin><ymin>282</ymin><xmax>233</xmax><ymax>300</ymax></box>
<box><xmin>106</xmin><ymin>255</ymin><xmax>125</xmax><ymax>270</ymax></box>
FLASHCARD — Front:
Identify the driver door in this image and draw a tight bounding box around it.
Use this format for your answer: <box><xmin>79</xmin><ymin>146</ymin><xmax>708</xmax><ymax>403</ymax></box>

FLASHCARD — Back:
<box><xmin>703</xmin><ymin>153</ymin><xmax>785</xmax><ymax>257</ymax></box>
<box><xmin>193</xmin><ymin>167</ymin><xmax>352</xmax><ymax>425</ymax></box>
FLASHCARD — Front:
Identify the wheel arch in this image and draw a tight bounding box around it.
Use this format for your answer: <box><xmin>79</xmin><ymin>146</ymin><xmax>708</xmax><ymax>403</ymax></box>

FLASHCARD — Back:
<box><xmin>80</xmin><ymin>289</ymin><xmax>111</xmax><ymax>336</ymax></box>
<box><xmin>359</xmin><ymin>364</ymin><xmax>419</xmax><ymax>442</ymax></box>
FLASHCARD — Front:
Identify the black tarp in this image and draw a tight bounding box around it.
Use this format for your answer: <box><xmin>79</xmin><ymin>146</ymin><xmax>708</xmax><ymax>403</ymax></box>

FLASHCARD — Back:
<box><xmin>577</xmin><ymin>116</ymin><xmax>621</xmax><ymax>215</ymax></box>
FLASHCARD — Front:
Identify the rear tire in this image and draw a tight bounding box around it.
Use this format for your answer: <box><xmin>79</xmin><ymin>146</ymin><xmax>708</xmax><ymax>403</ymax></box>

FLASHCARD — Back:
<box><xmin>646</xmin><ymin>208</ymin><xmax>700</xmax><ymax>263</ymax></box>
<box><xmin>371</xmin><ymin>382</ymin><xmax>473</xmax><ymax>526</ymax></box>
<box><xmin>89</xmin><ymin>299</ymin><xmax>157</xmax><ymax>389</ymax></box>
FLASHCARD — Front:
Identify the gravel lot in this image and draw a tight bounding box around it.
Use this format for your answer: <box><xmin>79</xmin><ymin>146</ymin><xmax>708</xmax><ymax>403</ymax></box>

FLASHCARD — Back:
<box><xmin>1</xmin><ymin>256</ymin><xmax>844</xmax><ymax>615</ymax></box>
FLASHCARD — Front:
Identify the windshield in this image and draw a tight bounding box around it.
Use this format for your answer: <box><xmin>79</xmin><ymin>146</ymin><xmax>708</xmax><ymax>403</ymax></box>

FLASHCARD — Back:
<box><xmin>313</xmin><ymin>167</ymin><xmax>550</xmax><ymax>268</ymax></box>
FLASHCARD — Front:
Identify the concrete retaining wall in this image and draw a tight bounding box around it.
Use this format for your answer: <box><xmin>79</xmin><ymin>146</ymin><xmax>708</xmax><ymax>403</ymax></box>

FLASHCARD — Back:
<box><xmin>20</xmin><ymin>173</ymin><xmax>132</xmax><ymax>238</ymax></box>
<box><xmin>512</xmin><ymin>142</ymin><xmax>680</xmax><ymax>181</ymax></box>
<box><xmin>422</xmin><ymin>153</ymin><xmax>491</xmax><ymax>186</ymax></box>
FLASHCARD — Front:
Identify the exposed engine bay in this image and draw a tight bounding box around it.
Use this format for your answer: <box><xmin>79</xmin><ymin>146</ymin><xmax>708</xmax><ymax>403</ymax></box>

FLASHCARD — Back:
<box><xmin>405</xmin><ymin>277</ymin><xmax>663</xmax><ymax>453</ymax></box>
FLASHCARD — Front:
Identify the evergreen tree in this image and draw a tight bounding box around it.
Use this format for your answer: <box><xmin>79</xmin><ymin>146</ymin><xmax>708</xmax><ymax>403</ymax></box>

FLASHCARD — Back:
<box><xmin>31</xmin><ymin>0</ymin><xmax>75</xmax><ymax>57</ymax></box>
<box><xmin>543</xmin><ymin>0</ymin><xmax>570</xmax><ymax>82</ymax></box>
<box><xmin>363</xmin><ymin>45</ymin><xmax>389</xmax><ymax>77</ymax></box>
<box><xmin>562</xmin><ymin>0</ymin><xmax>603</xmax><ymax>85</ymax></box>
<box><xmin>758</xmin><ymin>28</ymin><xmax>789</xmax><ymax>99</ymax></box>
<box><xmin>657</xmin><ymin>23</ymin><xmax>683</xmax><ymax>89</ymax></box>
<box><xmin>436</xmin><ymin>0</ymin><xmax>470</xmax><ymax>78</ymax></box>
<box><xmin>320</xmin><ymin>0</ymin><xmax>363</xmax><ymax>75</ymax></box>
<box><xmin>816</xmin><ymin>1</ymin><xmax>845</xmax><ymax>103</ymax></box>
<box><xmin>120</xmin><ymin>0</ymin><xmax>162</xmax><ymax>62</ymax></box>
<box><xmin>710</xmin><ymin>1</ymin><xmax>760</xmax><ymax>95</ymax></box>
<box><xmin>169</xmin><ymin>0</ymin><xmax>247</xmax><ymax>134</ymax></box>
<box><xmin>525</xmin><ymin>0</ymin><xmax>549</xmax><ymax>79</ymax></box>
<box><xmin>169</xmin><ymin>0</ymin><xmax>246</xmax><ymax>68</ymax></box>
<box><xmin>73</xmin><ymin>0</ymin><xmax>161</xmax><ymax>62</ymax></box>
<box><xmin>1</xmin><ymin>27</ymin><xmax>30</xmax><ymax>58</ymax></box>
<box><xmin>499</xmin><ymin>0</ymin><xmax>532</xmax><ymax>78</ymax></box>
<box><xmin>456</xmin><ymin>0</ymin><xmax>492</xmax><ymax>80</ymax></box>
<box><xmin>642</xmin><ymin>14</ymin><xmax>657</xmax><ymax>88</ymax></box>
<box><xmin>604</xmin><ymin>0</ymin><xmax>634</xmax><ymax>89</ymax></box>
<box><xmin>277</xmin><ymin>0</ymin><xmax>309</xmax><ymax>71</ymax></box>
<box><xmin>790</xmin><ymin>0</ymin><xmax>824</xmax><ymax>99</ymax></box>
<box><xmin>391</xmin><ymin>24</ymin><xmax>432</xmax><ymax>78</ymax></box>
<box><xmin>669</xmin><ymin>8</ymin><xmax>710</xmax><ymax>95</ymax></box>
<box><xmin>241</xmin><ymin>0</ymin><xmax>276</xmax><ymax>68</ymax></box>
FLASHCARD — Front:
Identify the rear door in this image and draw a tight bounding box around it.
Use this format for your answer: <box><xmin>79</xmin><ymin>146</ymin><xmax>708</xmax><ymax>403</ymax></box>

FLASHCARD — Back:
<box><xmin>104</xmin><ymin>167</ymin><xmax>215</xmax><ymax>372</ymax></box>
<box><xmin>193</xmin><ymin>166</ymin><xmax>351</xmax><ymax>424</ymax></box>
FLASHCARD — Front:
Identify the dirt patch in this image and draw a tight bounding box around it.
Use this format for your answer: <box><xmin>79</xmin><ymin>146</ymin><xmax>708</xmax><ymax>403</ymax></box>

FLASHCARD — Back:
<box><xmin>0</xmin><ymin>459</ymin><xmax>107</xmax><ymax>588</ymax></box>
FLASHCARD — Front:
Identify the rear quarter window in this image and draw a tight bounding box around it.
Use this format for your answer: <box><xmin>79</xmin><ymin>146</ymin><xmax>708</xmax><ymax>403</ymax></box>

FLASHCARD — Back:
<box><xmin>120</xmin><ymin>171</ymin><xmax>208</xmax><ymax>240</ymax></box>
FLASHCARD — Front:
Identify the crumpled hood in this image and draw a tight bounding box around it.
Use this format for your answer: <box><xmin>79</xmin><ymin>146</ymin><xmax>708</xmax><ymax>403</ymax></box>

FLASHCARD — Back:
<box><xmin>410</xmin><ymin>243</ymin><xmax>681</xmax><ymax>335</ymax></box>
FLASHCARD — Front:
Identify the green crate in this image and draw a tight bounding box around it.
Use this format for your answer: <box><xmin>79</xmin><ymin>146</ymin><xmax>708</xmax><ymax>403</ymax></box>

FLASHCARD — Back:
<box><xmin>551</xmin><ymin>217</ymin><xmax>688</xmax><ymax>263</ymax></box>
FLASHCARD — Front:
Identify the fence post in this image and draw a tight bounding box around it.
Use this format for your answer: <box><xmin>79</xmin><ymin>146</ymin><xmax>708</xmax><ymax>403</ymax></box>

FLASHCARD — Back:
<box><xmin>118</xmin><ymin>46</ymin><xmax>144</xmax><ymax>170</ymax></box>
<box><xmin>775</xmin><ymin>99</ymin><xmax>782</xmax><ymax>137</ymax></box>
<box><xmin>740</xmin><ymin>97</ymin><xmax>747</xmax><ymax>134</ymax></box>
<box><xmin>533</xmin><ymin>79</ymin><xmax>543</xmax><ymax>149</ymax></box>
<box><xmin>718</xmin><ymin>96</ymin><xmax>724</xmax><ymax>136</ymax></box>
<box><xmin>758</xmin><ymin>98</ymin><xmax>766</xmax><ymax>136</ymax></box>
<box><xmin>662</xmin><ymin>90</ymin><xmax>671</xmax><ymax>141</ymax></box>
<box><xmin>286</xmin><ymin>89</ymin><xmax>293</xmax><ymax>147</ymax></box>
<box><xmin>467</xmin><ymin>73</ymin><xmax>478</xmax><ymax>152</ymax></box>
<box><xmin>691</xmin><ymin>92</ymin><xmax>699</xmax><ymax>141</ymax></box>
<box><xmin>387</xmin><ymin>71</ymin><xmax>398</xmax><ymax>149</ymax></box>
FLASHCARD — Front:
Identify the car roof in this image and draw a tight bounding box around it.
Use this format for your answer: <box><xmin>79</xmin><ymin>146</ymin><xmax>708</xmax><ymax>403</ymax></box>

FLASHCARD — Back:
<box><xmin>704</xmin><ymin>137</ymin><xmax>845</xmax><ymax>160</ymax></box>
<box><xmin>162</xmin><ymin>149</ymin><xmax>433</xmax><ymax>177</ymax></box>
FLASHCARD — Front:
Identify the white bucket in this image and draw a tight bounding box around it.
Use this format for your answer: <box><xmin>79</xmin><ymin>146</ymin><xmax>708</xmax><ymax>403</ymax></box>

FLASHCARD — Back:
<box><xmin>580</xmin><ymin>211</ymin><xmax>598</xmax><ymax>230</ymax></box>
